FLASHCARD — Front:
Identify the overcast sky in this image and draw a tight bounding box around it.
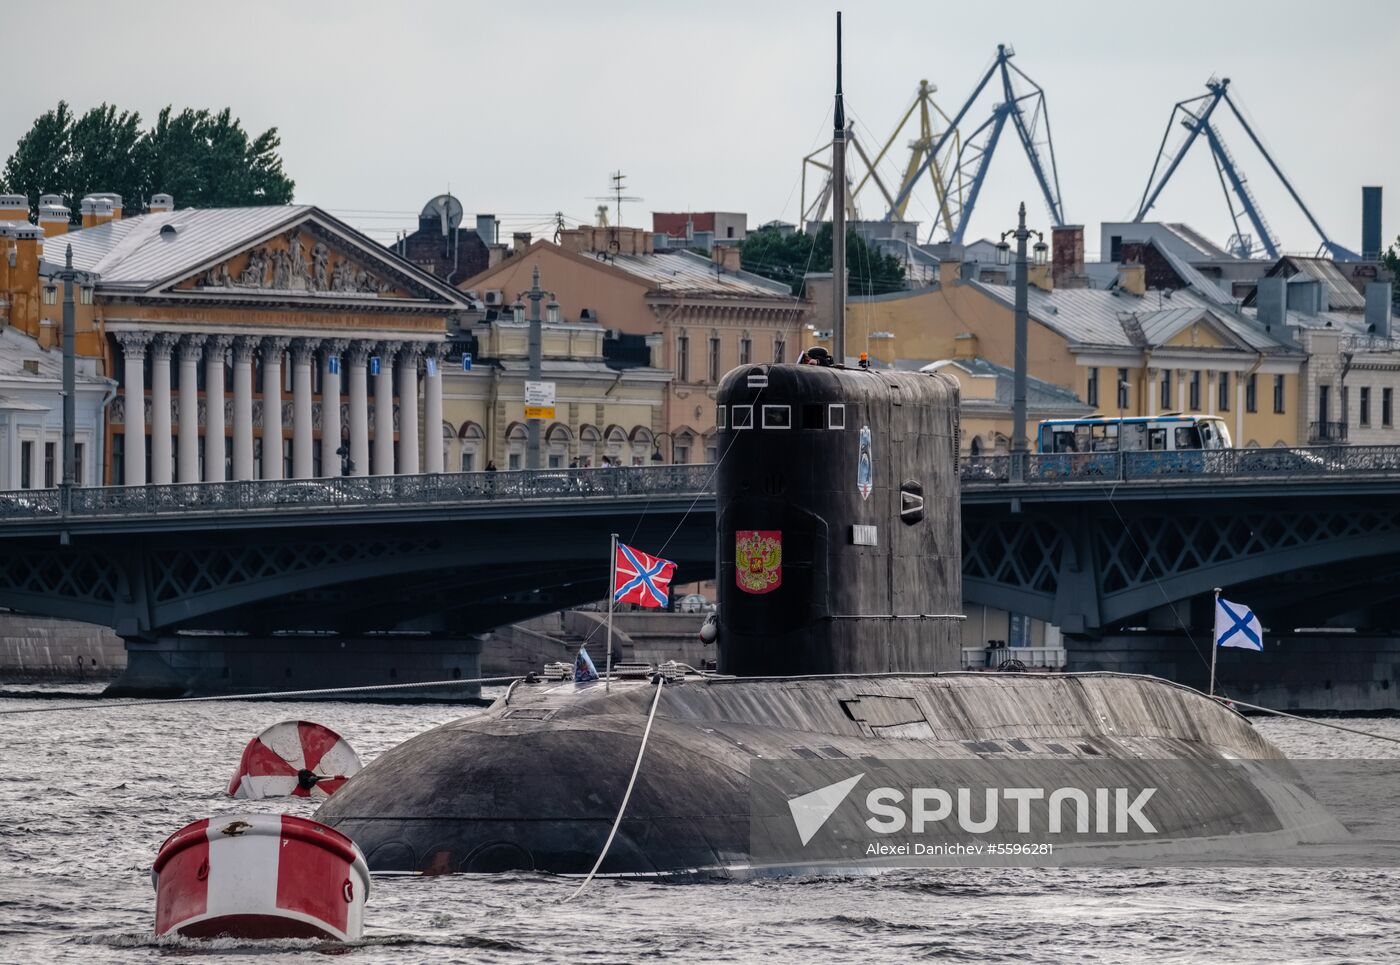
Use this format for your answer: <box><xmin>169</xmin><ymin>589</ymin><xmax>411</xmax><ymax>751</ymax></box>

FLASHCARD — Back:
<box><xmin>7</xmin><ymin>0</ymin><xmax>1398</xmax><ymax>257</ymax></box>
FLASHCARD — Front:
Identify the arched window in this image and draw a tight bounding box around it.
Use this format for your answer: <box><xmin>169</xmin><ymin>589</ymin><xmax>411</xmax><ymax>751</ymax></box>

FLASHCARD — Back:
<box><xmin>673</xmin><ymin>428</ymin><xmax>696</xmax><ymax>465</ymax></box>
<box><xmin>545</xmin><ymin>423</ymin><xmax>574</xmax><ymax>469</ymax></box>
<box><xmin>458</xmin><ymin>421</ymin><xmax>485</xmax><ymax>472</ymax></box>
<box><xmin>578</xmin><ymin>425</ymin><xmax>601</xmax><ymax>468</ymax></box>
<box><xmin>629</xmin><ymin>427</ymin><xmax>654</xmax><ymax>466</ymax></box>
<box><xmin>969</xmin><ymin>435</ymin><xmax>983</xmax><ymax>457</ymax></box>
<box><xmin>505</xmin><ymin>423</ymin><xmax>527</xmax><ymax>470</ymax></box>
<box><xmin>603</xmin><ymin>425</ymin><xmax>626</xmax><ymax>466</ymax></box>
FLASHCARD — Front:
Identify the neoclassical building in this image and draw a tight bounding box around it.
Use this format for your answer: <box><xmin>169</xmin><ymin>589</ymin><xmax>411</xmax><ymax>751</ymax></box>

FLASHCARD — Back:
<box><xmin>40</xmin><ymin>199</ymin><xmax>466</xmax><ymax>484</ymax></box>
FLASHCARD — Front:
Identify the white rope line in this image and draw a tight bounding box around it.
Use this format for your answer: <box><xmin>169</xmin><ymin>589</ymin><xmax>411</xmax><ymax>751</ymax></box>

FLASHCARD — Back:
<box><xmin>1216</xmin><ymin>696</ymin><xmax>1400</xmax><ymax>746</ymax></box>
<box><xmin>563</xmin><ymin>675</ymin><xmax>665</xmax><ymax>902</ymax></box>
<box><xmin>0</xmin><ymin>674</ymin><xmax>524</xmax><ymax>716</ymax></box>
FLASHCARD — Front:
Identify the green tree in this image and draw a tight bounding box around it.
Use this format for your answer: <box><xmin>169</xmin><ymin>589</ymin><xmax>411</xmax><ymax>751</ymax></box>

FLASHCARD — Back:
<box><xmin>1384</xmin><ymin>236</ymin><xmax>1400</xmax><ymax>313</ymax></box>
<box><xmin>1</xmin><ymin>100</ymin><xmax>294</xmax><ymax>220</ymax></box>
<box><xmin>740</xmin><ymin>224</ymin><xmax>906</xmax><ymax>296</ymax></box>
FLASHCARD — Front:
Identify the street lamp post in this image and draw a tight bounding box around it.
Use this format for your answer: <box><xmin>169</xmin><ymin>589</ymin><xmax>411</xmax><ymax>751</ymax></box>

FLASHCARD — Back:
<box><xmin>43</xmin><ymin>246</ymin><xmax>94</xmax><ymax>513</ymax></box>
<box><xmin>514</xmin><ymin>266</ymin><xmax>555</xmax><ymax>471</ymax></box>
<box><xmin>996</xmin><ymin>203</ymin><xmax>1047</xmax><ymax>481</ymax></box>
<box><xmin>650</xmin><ymin>431</ymin><xmax>675</xmax><ymax>464</ymax></box>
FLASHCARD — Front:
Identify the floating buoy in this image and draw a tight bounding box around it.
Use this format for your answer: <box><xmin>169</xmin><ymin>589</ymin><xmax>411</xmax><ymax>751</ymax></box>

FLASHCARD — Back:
<box><xmin>227</xmin><ymin>721</ymin><xmax>361</xmax><ymax>800</ymax></box>
<box><xmin>152</xmin><ymin>813</ymin><xmax>369</xmax><ymax>941</ymax></box>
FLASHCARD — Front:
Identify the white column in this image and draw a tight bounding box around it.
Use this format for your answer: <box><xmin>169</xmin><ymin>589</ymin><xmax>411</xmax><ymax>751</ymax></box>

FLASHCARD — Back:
<box><xmin>347</xmin><ymin>342</ymin><xmax>370</xmax><ymax>477</ymax></box>
<box><xmin>149</xmin><ymin>334</ymin><xmax>176</xmax><ymax>485</ymax></box>
<box><xmin>320</xmin><ymin>340</ymin><xmax>346</xmax><ymax>477</ymax></box>
<box><xmin>259</xmin><ymin>338</ymin><xmax>288</xmax><ymax>480</ymax></box>
<box><xmin>116</xmin><ymin>333</ymin><xmax>151</xmax><ymax>486</ymax></box>
<box><xmin>291</xmin><ymin>338</ymin><xmax>315</xmax><ymax>479</ymax></box>
<box><xmin>231</xmin><ymin>336</ymin><xmax>257</xmax><ymax>481</ymax></box>
<box><xmin>373</xmin><ymin>341</ymin><xmax>397</xmax><ymax>476</ymax></box>
<box><xmin>203</xmin><ymin>335</ymin><xmax>232</xmax><ymax>482</ymax></box>
<box><xmin>177</xmin><ymin>336</ymin><xmax>204</xmax><ymax>483</ymax></box>
<box><xmin>1176</xmin><ymin>369</ymin><xmax>1186</xmax><ymax>413</ymax></box>
<box><xmin>424</xmin><ymin>344</ymin><xmax>445</xmax><ymax>473</ymax></box>
<box><xmin>1146</xmin><ymin>368</ymin><xmax>1158</xmax><ymax>418</ymax></box>
<box><xmin>1206</xmin><ymin>371</ymin><xmax>1218</xmax><ymax>415</ymax></box>
<box><xmin>397</xmin><ymin>345</ymin><xmax>421</xmax><ymax>474</ymax></box>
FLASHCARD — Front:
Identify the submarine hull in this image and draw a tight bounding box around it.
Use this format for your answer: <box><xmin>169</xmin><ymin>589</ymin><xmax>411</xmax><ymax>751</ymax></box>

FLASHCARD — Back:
<box><xmin>315</xmin><ymin>672</ymin><xmax>1342</xmax><ymax>876</ymax></box>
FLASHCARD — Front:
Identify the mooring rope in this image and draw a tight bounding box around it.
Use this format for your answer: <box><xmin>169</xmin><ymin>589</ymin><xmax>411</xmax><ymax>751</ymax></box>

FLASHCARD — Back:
<box><xmin>0</xmin><ymin>674</ymin><xmax>525</xmax><ymax>716</ymax></box>
<box><xmin>563</xmin><ymin>674</ymin><xmax>666</xmax><ymax>902</ymax></box>
<box><xmin>1217</xmin><ymin>696</ymin><xmax>1400</xmax><ymax>746</ymax></box>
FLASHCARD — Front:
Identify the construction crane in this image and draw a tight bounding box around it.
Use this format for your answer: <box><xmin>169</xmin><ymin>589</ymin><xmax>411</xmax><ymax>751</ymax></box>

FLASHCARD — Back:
<box><xmin>1134</xmin><ymin>77</ymin><xmax>1359</xmax><ymax>261</ymax></box>
<box><xmin>799</xmin><ymin>80</ymin><xmax>965</xmax><ymax>237</ymax></box>
<box><xmin>884</xmin><ymin>44</ymin><xmax>1066</xmax><ymax>244</ymax></box>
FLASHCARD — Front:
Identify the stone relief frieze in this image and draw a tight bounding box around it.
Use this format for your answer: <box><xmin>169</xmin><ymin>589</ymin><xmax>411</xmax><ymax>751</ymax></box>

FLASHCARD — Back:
<box><xmin>197</xmin><ymin>229</ymin><xmax>393</xmax><ymax>295</ymax></box>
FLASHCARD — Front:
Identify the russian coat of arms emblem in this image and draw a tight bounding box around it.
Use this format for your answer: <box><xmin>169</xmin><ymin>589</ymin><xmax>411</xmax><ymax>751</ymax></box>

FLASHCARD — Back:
<box><xmin>735</xmin><ymin>530</ymin><xmax>782</xmax><ymax>594</ymax></box>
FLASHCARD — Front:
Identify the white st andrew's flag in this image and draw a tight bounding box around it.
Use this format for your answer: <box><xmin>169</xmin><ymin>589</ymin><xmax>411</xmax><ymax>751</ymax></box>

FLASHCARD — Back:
<box><xmin>1215</xmin><ymin>596</ymin><xmax>1263</xmax><ymax>652</ymax></box>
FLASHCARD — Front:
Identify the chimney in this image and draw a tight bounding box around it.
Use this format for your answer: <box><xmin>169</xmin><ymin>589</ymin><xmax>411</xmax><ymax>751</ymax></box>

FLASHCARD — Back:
<box><xmin>1051</xmin><ymin>224</ymin><xmax>1085</xmax><ymax>288</ymax></box>
<box><xmin>715</xmin><ymin>244</ymin><xmax>741</xmax><ymax>272</ymax></box>
<box><xmin>475</xmin><ymin>214</ymin><xmax>496</xmax><ymax>247</ymax></box>
<box><xmin>93</xmin><ymin>193</ymin><xmax>122</xmax><ymax>221</ymax></box>
<box><xmin>149</xmin><ymin>192</ymin><xmax>175</xmax><ymax>214</ymax></box>
<box><xmin>1286</xmin><ymin>277</ymin><xmax>1325</xmax><ymax>315</ymax></box>
<box><xmin>1028</xmin><ymin>261</ymin><xmax>1053</xmax><ymax>292</ymax></box>
<box><xmin>1257</xmin><ymin>276</ymin><xmax>1287</xmax><ymax>329</ymax></box>
<box><xmin>1365</xmin><ymin>281</ymin><xmax>1392</xmax><ymax>338</ymax></box>
<box><xmin>953</xmin><ymin>332</ymin><xmax>979</xmax><ymax>358</ymax></box>
<box><xmin>513</xmin><ymin>232</ymin><xmax>532</xmax><ymax>254</ymax></box>
<box><xmin>0</xmin><ymin>194</ymin><xmax>27</xmax><ymax>222</ymax></box>
<box><xmin>9</xmin><ymin>225</ymin><xmax>44</xmax><ymax>335</ymax></box>
<box><xmin>1363</xmin><ymin>186</ymin><xmax>1383</xmax><ymax>260</ymax></box>
<box><xmin>0</xmin><ymin>224</ymin><xmax>13</xmax><ymax>298</ymax></box>
<box><xmin>1116</xmin><ymin>260</ymin><xmax>1146</xmax><ymax>296</ymax></box>
<box><xmin>38</xmin><ymin>202</ymin><xmax>70</xmax><ymax>237</ymax></box>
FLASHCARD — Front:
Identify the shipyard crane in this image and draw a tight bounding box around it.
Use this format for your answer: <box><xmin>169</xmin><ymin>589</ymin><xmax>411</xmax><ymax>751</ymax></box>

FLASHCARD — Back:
<box><xmin>884</xmin><ymin>44</ymin><xmax>1066</xmax><ymax>244</ymax></box>
<box><xmin>1134</xmin><ymin>77</ymin><xmax>1359</xmax><ymax>261</ymax></box>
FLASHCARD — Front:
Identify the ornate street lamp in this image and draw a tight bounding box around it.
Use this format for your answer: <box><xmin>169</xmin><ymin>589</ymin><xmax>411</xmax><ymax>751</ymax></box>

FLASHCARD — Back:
<box><xmin>998</xmin><ymin>203</ymin><xmax>1046</xmax><ymax>480</ymax></box>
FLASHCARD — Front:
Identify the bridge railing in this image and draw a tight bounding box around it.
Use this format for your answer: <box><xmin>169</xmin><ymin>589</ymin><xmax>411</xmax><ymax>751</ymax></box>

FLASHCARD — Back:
<box><xmin>961</xmin><ymin>445</ymin><xmax>1400</xmax><ymax>486</ymax></box>
<box><xmin>39</xmin><ymin>464</ymin><xmax>715</xmax><ymax>520</ymax></box>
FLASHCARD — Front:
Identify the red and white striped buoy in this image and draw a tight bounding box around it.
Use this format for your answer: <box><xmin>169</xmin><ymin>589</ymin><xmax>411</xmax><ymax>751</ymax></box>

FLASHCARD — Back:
<box><xmin>227</xmin><ymin>720</ymin><xmax>361</xmax><ymax>800</ymax></box>
<box><xmin>152</xmin><ymin>813</ymin><xmax>369</xmax><ymax>941</ymax></box>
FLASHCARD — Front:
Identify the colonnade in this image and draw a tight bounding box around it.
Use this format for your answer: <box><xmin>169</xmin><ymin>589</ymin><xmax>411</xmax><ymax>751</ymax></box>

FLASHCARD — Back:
<box><xmin>113</xmin><ymin>333</ymin><xmax>445</xmax><ymax>485</ymax></box>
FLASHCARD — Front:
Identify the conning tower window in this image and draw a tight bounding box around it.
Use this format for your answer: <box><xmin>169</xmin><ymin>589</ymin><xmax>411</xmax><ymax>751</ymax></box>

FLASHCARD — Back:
<box><xmin>828</xmin><ymin>404</ymin><xmax>846</xmax><ymax>430</ymax></box>
<box><xmin>762</xmin><ymin>405</ymin><xmax>791</xmax><ymax>429</ymax></box>
<box><xmin>716</xmin><ymin>405</ymin><xmax>727</xmax><ymax>429</ymax></box>
<box><xmin>732</xmin><ymin>405</ymin><xmax>754</xmax><ymax>429</ymax></box>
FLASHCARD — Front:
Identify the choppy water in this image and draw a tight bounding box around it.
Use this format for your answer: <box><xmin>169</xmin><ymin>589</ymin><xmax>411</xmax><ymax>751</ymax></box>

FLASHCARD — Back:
<box><xmin>2</xmin><ymin>683</ymin><xmax>1399</xmax><ymax>964</ymax></box>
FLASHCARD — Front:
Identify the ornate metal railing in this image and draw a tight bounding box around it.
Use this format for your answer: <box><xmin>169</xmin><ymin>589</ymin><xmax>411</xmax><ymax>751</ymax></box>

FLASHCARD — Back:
<box><xmin>960</xmin><ymin>446</ymin><xmax>1400</xmax><ymax>486</ymax></box>
<box><xmin>4</xmin><ymin>465</ymin><xmax>715</xmax><ymax>521</ymax></box>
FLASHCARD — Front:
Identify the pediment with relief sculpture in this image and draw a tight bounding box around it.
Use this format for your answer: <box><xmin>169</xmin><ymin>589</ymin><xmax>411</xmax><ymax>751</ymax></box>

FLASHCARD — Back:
<box><xmin>167</xmin><ymin>219</ymin><xmax>447</xmax><ymax>303</ymax></box>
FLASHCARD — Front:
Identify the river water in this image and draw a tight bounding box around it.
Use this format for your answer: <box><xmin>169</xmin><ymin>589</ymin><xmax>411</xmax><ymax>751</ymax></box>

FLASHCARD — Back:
<box><xmin>2</xmin><ymin>683</ymin><xmax>1398</xmax><ymax>964</ymax></box>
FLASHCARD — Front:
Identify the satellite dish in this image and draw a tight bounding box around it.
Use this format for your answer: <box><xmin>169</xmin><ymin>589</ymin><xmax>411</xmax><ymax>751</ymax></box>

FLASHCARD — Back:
<box><xmin>420</xmin><ymin>194</ymin><xmax>464</xmax><ymax>236</ymax></box>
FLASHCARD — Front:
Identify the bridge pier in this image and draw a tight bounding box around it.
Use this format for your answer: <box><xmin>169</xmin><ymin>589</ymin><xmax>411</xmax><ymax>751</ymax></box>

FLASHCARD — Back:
<box><xmin>105</xmin><ymin>634</ymin><xmax>487</xmax><ymax>701</ymax></box>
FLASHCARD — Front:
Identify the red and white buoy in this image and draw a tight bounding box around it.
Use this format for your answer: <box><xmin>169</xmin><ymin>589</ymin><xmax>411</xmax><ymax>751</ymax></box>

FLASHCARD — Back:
<box><xmin>152</xmin><ymin>814</ymin><xmax>369</xmax><ymax>941</ymax></box>
<box><xmin>227</xmin><ymin>720</ymin><xmax>361</xmax><ymax>800</ymax></box>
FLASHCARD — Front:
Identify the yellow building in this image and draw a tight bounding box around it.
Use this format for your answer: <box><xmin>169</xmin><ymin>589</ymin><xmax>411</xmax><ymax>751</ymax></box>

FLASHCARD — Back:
<box><xmin>441</xmin><ymin>279</ymin><xmax>672</xmax><ymax>470</ymax></box>
<box><xmin>806</xmin><ymin>241</ymin><xmax>1307</xmax><ymax>449</ymax></box>
<box><xmin>457</xmin><ymin>227</ymin><xmax>809</xmax><ymax>463</ymax></box>
<box><xmin>32</xmin><ymin>195</ymin><xmax>468</xmax><ymax>484</ymax></box>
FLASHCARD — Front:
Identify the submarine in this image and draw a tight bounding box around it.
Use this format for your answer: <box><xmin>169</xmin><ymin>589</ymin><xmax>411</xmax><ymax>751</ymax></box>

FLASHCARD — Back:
<box><xmin>313</xmin><ymin>15</ymin><xmax>1343</xmax><ymax>876</ymax></box>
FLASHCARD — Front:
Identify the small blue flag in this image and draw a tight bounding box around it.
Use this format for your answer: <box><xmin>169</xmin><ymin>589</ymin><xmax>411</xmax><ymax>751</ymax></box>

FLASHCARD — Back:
<box><xmin>327</xmin><ymin>356</ymin><xmax>340</xmax><ymax>376</ymax></box>
<box><xmin>462</xmin><ymin>352</ymin><xmax>473</xmax><ymax>372</ymax></box>
<box><xmin>574</xmin><ymin>647</ymin><xmax>599</xmax><ymax>682</ymax></box>
<box><xmin>1215</xmin><ymin>597</ymin><xmax>1263</xmax><ymax>651</ymax></box>
<box><xmin>369</xmin><ymin>356</ymin><xmax>380</xmax><ymax>376</ymax></box>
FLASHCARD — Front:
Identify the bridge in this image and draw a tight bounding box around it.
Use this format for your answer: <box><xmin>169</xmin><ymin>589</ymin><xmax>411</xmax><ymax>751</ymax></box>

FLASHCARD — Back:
<box><xmin>0</xmin><ymin>448</ymin><xmax>1398</xmax><ymax>695</ymax></box>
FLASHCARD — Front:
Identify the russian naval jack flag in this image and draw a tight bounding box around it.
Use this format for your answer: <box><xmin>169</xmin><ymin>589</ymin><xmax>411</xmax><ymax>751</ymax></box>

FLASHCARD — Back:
<box><xmin>1210</xmin><ymin>590</ymin><xmax>1262</xmax><ymax>697</ymax></box>
<box><xmin>613</xmin><ymin>542</ymin><xmax>677</xmax><ymax>609</ymax></box>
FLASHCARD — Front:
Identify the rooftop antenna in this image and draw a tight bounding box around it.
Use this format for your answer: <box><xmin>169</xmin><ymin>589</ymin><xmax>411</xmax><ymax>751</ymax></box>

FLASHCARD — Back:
<box><xmin>591</xmin><ymin>172</ymin><xmax>642</xmax><ymax>247</ymax></box>
<box><xmin>831</xmin><ymin>11</ymin><xmax>846</xmax><ymax>367</ymax></box>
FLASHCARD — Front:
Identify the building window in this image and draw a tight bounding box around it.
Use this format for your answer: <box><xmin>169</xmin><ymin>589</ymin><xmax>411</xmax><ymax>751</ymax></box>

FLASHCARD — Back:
<box><xmin>107</xmin><ymin>436</ymin><xmax>121</xmax><ymax>486</ymax></box>
<box><xmin>1218</xmin><ymin>372</ymin><xmax>1230</xmax><ymax>412</ymax></box>
<box><xmin>44</xmin><ymin>442</ymin><xmax>56</xmax><ymax>488</ymax></box>
<box><xmin>706</xmin><ymin>442</ymin><xmax>718</xmax><ymax>463</ymax></box>
<box><xmin>1109</xmin><ymin>236</ymin><xmax>1123</xmax><ymax>262</ymax></box>
<box><xmin>1273</xmin><ymin>374</ymin><xmax>1285</xmax><ymax>414</ymax></box>
<box><xmin>548</xmin><ymin>453</ymin><xmax>563</xmax><ymax>469</ymax></box>
<box><xmin>1086</xmin><ymin>367</ymin><xmax>1099</xmax><ymax>408</ymax></box>
<box><xmin>461</xmin><ymin>450</ymin><xmax>475</xmax><ymax>472</ymax></box>
<box><xmin>74</xmin><ymin>442</ymin><xmax>85</xmax><ymax>484</ymax></box>
<box><xmin>739</xmin><ymin>337</ymin><xmax>752</xmax><ymax>365</ymax></box>
<box><xmin>1189</xmin><ymin>371</ymin><xmax>1201</xmax><ymax>411</ymax></box>
<box><xmin>508</xmin><ymin>452</ymin><xmax>522</xmax><ymax>470</ymax></box>
<box><xmin>1246</xmin><ymin>374</ymin><xmax>1257</xmax><ymax>413</ymax></box>
<box><xmin>1117</xmin><ymin>368</ymin><xmax>1129</xmax><ymax>410</ymax></box>
<box><xmin>676</xmin><ymin>334</ymin><xmax>690</xmax><ymax>382</ymax></box>
<box><xmin>774</xmin><ymin>338</ymin><xmax>785</xmax><ymax>364</ymax></box>
<box><xmin>1360</xmin><ymin>386</ymin><xmax>1371</xmax><ymax>427</ymax></box>
<box><xmin>1009</xmin><ymin>612</ymin><xmax>1031</xmax><ymax>648</ymax></box>
<box><xmin>674</xmin><ymin>441</ymin><xmax>690</xmax><ymax>464</ymax></box>
<box><xmin>1385</xmin><ymin>388</ymin><xmax>1394</xmax><ymax>428</ymax></box>
<box><xmin>283</xmin><ymin>439</ymin><xmax>293</xmax><ymax>479</ymax></box>
<box><xmin>1159</xmin><ymin>369</ymin><xmax>1172</xmax><ymax>410</ymax></box>
<box><xmin>20</xmin><ymin>440</ymin><xmax>34</xmax><ymax>489</ymax></box>
<box><xmin>708</xmin><ymin>336</ymin><xmax>721</xmax><ymax>383</ymax></box>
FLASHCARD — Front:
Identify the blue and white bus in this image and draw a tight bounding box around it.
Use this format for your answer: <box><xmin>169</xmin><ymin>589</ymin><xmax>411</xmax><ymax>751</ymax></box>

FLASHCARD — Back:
<box><xmin>1036</xmin><ymin>415</ymin><xmax>1232</xmax><ymax>455</ymax></box>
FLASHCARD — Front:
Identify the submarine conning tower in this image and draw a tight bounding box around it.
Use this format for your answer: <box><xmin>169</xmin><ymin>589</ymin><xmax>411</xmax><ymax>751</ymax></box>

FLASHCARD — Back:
<box><xmin>715</xmin><ymin>361</ymin><xmax>962</xmax><ymax>676</ymax></box>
